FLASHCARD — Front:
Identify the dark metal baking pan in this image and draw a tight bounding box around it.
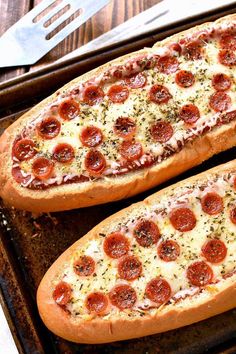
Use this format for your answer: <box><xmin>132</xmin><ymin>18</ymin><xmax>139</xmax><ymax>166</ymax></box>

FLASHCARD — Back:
<box><xmin>0</xmin><ymin>4</ymin><xmax>236</xmax><ymax>354</ymax></box>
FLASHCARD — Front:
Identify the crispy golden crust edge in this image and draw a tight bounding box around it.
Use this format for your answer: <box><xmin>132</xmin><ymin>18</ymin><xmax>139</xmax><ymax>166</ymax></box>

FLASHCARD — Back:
<box><xmin>0</xmin><ymin>14</ymin><xmax>236</xmax><ymax>213</ymax></box>
<box><xmin>37</xmin><ymin>158</ymin><xmax>236</xmax><ymax>343</ymax></box>
<box><xmin>37</xmin><ymin>279</ymin><xmax>236</xmax><ymax>344</ymax></box>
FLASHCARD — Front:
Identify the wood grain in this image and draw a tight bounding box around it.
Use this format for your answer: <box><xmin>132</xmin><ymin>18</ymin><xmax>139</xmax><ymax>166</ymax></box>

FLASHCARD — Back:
<box><xmin>0</xmin><ymin>0</ymin><xmax>31</xmax><ymax>82</ymax></box>
<box><xmin>0</xmin><ymin>0</ymin><xmax>158</xmax><ymax>82</ymax></box>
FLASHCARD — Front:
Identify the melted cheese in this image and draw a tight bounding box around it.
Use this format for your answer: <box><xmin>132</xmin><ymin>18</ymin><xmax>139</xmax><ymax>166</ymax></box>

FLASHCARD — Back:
<box><xmin>51</xmin><ymin>170</ymin><xmax>236</xmax><ymax>319</ymax></box>
<box><xmin>14</xmin><ymin>21</ymin><xmax>236</xmax><ymax>187</ymax></box>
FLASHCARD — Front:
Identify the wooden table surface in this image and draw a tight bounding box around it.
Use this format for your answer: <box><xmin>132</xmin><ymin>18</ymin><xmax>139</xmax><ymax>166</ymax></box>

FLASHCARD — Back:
<box><xmin>0</xmin><ymin>0</ymin><xmax>158</xmax><ymax>83</ymax></box>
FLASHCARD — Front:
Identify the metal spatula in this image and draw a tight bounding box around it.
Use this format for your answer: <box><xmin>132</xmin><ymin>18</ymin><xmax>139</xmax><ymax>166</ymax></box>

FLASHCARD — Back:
<box><xmin>0</xmin><ymin>0</ymin><xmax>110</xmax><ymax>68</ymax></box>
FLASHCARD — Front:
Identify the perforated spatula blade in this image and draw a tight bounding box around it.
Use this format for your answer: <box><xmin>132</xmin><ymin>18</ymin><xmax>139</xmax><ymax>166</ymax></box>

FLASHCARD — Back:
<box><xmin>0</xmin><ymin>0</ymin><xmax>110</xmax><ymax>68</ymax></box>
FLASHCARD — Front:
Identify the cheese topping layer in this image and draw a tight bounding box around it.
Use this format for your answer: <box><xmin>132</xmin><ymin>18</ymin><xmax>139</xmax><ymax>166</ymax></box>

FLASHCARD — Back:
<box><xmin>11</xmin><ymin>21</ymin><xmax>236</xmax><ymax>189</ymax></box>
<box><xmin>51</xmin><ymin>169</ymin><xmax>236</xmax><ymax>320</ymax></box>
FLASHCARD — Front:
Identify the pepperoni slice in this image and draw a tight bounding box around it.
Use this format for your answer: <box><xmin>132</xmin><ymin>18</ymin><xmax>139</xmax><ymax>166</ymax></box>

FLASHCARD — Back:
<box><xmin>13</xmin><ymin>139</ymin><xmax>37</xmax><ymax>161</ymax></box>
<box><xmin>150</xmin><ymin>121</ymin><xmax>173</xmax><ymax>143</ymax></box>
<box><xmin>197</xmin><ymin>32</ymin><xmax>209</xmax><ymax>43</ymax></box>
<box><xmin>85</xmin><ymin>292</ymin><xmax>108</xmax><ymax>314</ymax></box>
<box><xmin>169</xmin><ymin>43</ymin><xmax>182</xmax><ymax>55</ymax></box>
<box><xmin>170</xmin><ymin>207</ymin><xmax>196</xmax><ymax>232</ymax></box>
<box><xmin>80</xmin><ymin>126</ymin><xmax>103</xmax><ymax>147</ymax></box>
<box><xmin>219</xmin><ymin>32</ymin><xmax>236</xmax><ymax>50</ymax></box>
<box><xmin>234</xmin><ymin>176</ymin><xmax>236</xmax><ymax>190</ymax></box>
<box><xmin>37</xmin><ymin>117</ymin><xmax>61</xmax><ymax>139</ymax></box>
<box><xmin>149</xmin><ymin>85</ymin><xmax>172</xmax><ymax>104</ymax></box>
<box><xmin>202</xmin><ymin>239</ymin><xmax>227</xmax><ymax>263</ymax></box>
<box><xmin>53</xmin><ymin>143</ymin><xmax>75</xmax><ymax>163</ymax></box>
<box><xmin>179</xmin><ymin>104</ymin><xmax>200</xmax><ymax>124</ymax></box>
<box><xmin>133</xmin><ymin>220</ymin><xmax>160</xmax><ymax>247</ymax></box>
<box><xmin>114</xmin><ymin>117</ymin><xmax>136</xmax><ymax>139</ymax></box>
<box><xmin>118</xmin><ymin>255</ymin><xmax>142</xmax><ymax>281</ymax></box>
<box><xmin>201</xmin><ymin>192</ymin><xmax>224</xmax><ymax>215</ymax></box>
<box><xmin>73</xmin><ymin>255</ymin><xmax>95</xmax><ymax>276</ymax></box>
<box><xmin>145</xmin><ymin>278</ymin><xmax>171</xmax><ymax>304</ymax></box>
<box><xmin>175</xmin><ymin>70</ymin><xmax>195</xmax><ymax>88</ymax></box>
<box><xmin>32</xmin><ymin>157</ymin><xmax>54</xmax><ymax>180</ymax></box>
<box><xmin>113</xmin><ymin>67</ymin><xmax>123</xmax><ymax>79</ymax></box>
<box><xmin>187</xmin><ymin>261</ymin><xmax>213</xmax><ymax>287</ymax></box>
<box><xmin>209</xmin><ymin>91</ymin><xmax>231</xmax><ymax>112</ymax></box>
<box><xmin>12</xmin><ymin>166</ymin><xmax>31</xmax><ymax>185</ymax></box>
<box><xmin>183</xmin><ymin>40</ymin><xmax>203</xmax><ymax>60</ymax></box>
<box><xmin>218</xmin><ymin>50</ymin><xmax>236</xmax><ymax>67</ymax></box>
<box><xmin>83</xmin><ymin>85</ymin><xmax>104</xmax><ymax>106</ymax></box>
<box><xmin>84</xmin><ymin>150</ymin><xmax>106</xmax><ymax>175</ymax></box>
<box><xmin>103</xmin><ymin>232</ymin><xmax>129</xmax><ymax>259</ymax></box>
<box><xmin>109</xmin><ymin>284</ymin><xmax>137</xmax><ymax>310</ymax></box>
<box><xmin>125</xmin><ymin>72</ymin><xmax>147</xmax><ymax>88</ymax></box>
<box><xmin>221</xmin><ymin>110</ymin><xmax>236</xmax><ymax>124</ymax></box>
<box><xmin>120</xmin><ymin>140</ymin><xmax>143</xmax><ymax>161</ymax></box>
<box><xmin>212</xmin><ymin>73</ymin><xmax>232</xmax><ymax>91</ymax></box>
<box><xmin>58</xmin><ymin>99</ymin><xmax>80</xmax><ymax>120</ymax></box>
<box><xmin>158</xmin><ymin>240</ymin><xmax>180</xmax><ymax>262</ymax></box>
<box><xmin>230</xmin><ymin>207</ymin><xmax>236</xmax><ymax>224</ymax></box>
<box><xmin>52</xmin><ymin>281</ymin><xmax>72</xmax><ymax>306</ymax></box>
<box><xmin>156</xmin><ymin>55</ymin><xmax>179</xmax><ymax>74</ymax></box>
<box><xmin>108</xmin><ymin>85</ymin><xmax>129</xmax><ymax>103</ymax></box>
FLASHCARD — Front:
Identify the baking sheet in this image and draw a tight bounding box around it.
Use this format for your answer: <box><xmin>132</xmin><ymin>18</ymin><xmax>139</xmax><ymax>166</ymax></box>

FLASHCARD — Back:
<box><xmin>1</xmin><ymin>5</ymin><xmax>236</xmax><ymax>354</ymax></box>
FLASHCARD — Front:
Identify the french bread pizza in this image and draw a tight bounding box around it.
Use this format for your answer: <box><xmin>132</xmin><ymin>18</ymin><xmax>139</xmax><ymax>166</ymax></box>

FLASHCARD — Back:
<box><xmin>0</xmin><ymin>15</ymin><xmax>236</xmax><ymax>212</ymax></box>
<box><xmin>37</xmin><ymin>159</ymin><xmax>236</xmax><ymax>344</ymax></box>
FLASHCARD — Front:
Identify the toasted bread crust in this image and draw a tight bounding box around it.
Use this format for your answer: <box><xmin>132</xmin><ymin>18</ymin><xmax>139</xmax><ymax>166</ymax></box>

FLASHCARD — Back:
<box><xmin>0</xmin><ymin>14</ymin><xmax>236</xmax><ymax>212</ymax></box>
<box><xmin>37</xmin><ymin>158</ymin><xmax>236</xmax><ymax>343</ymax></box>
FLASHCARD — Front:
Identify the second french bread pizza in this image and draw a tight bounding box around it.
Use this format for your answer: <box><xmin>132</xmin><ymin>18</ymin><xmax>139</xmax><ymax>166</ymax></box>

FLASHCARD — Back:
<box><xmin>37</xmin><ymin>159</ymin><xmax>236</xmax><ymax>343</ymax></box>
<box><xmin>0</xmin><ymin>14</ymin><xmax>235</xmax><ymax>212</ymax></box>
